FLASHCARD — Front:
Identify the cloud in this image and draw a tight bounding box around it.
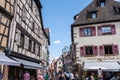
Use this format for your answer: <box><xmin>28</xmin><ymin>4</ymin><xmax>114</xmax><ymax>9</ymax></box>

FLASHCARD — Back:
<box><xmin>53</xmin><ymin>40</ymin><xmax>61</xmax><ymax>44</ymax></box>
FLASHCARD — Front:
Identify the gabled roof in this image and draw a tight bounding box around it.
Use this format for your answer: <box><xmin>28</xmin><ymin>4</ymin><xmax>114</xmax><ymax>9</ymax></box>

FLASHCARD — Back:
<box><xmin>72</xmin><ymin>0</ymin><xmax>120</xmax><ymax>26</ymax></box>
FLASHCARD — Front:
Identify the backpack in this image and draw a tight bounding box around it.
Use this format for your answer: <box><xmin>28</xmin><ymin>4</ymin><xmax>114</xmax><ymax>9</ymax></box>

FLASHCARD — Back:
<box><xmin>65</xmin><ymin>73</ymin><xmax>70</xmax><ymax>80</ymax></box>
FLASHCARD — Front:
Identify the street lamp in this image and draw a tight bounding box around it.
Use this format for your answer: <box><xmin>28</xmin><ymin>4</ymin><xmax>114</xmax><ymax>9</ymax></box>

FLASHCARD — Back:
<box><xmin>62</xmin><ymin>46</ymin><xmax>70</xmax><ymax>72</ymax></box>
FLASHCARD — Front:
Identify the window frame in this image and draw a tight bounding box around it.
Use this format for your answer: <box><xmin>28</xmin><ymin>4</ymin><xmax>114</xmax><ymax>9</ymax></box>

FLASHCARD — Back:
<box><xmin>98</xmin><ymin>24</ymin><xmax>116</xmax><ymax>36</ymax></box>
<box><xmin>20</xmin><ymin>33</ymin><xmax>24</xmax><ymax>47</ymax></box>
<box><xmin>104</xmin><ymin>45</ymin><xmax>113</xmax><ymax>55</ymax></box>
<box><xmin>28</xmin><ymin>39</ymin><xmax>32</xmax><ymax>51</ymax></box>
<box><xmin>79</xmin><ymin>26</ymin><xmax>96</xmax><ymax>37</ymax></box>
<box><xmin>101</xmin><ymin>25</ymin><xmax>112</xmax><ymax>34</ymax></box>
<box><xmin>85</xmin><ymin>46</ymin><xmax>93</xmax><ymax>56</ymax></box>
<box><xmin>100</xmin><ymin>0</ymin><xmax>105</xmax><ymax>7</ymax></box>
<box><xmin>113</xmin><ymin>6</ymin><xmax>120</xmax><ymax>15</ymax></box>
<box><xmin>91</xmin><ymin>11</ymin><xmax>97</xmax><ymax>18</ymax></box>
<box><xmin>83</xmin><ymin>27</ymin><xmax>92</xmax><ymax>36</ymax></box>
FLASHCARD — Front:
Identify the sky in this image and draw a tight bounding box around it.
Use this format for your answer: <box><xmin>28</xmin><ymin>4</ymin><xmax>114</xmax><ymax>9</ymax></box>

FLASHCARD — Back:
<box><xmin>40</xmin><ymin>0</ymin><xmax>93</xmax><ymax>59</ymax></box>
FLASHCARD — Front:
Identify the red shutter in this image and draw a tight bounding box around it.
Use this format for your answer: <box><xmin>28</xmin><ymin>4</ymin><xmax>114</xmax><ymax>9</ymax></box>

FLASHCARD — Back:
<box><xmin>98</xmin><ymin>26</ymin><xmax>102</xmax><ymax>35</ymax></box>
<box><xmin>111</xmin><ymin>24</ymin><xmax>116</xmax><ymax>34</ymax></box>
<box><xmin>113</xmin><ymin>45</ymin><xmax>119</xmax><ymax>55</ymax></box>
<box><xmin>99</xmin><ymin>46</ymin><xmax>104</xmax><ymax>56</ymax></box>
<box><xmin>93</xmin><ymin>46</ymin><xmax>98</xmax><ymax>56</ymax></box>
<box><xmin>92</xmin><ymin>27</ymin><xmax>96</xmax><ymax>36</ymax></box>
<box><xmin>79</xmin><ymin>28</ymin><xmax>83</xmax><ymax>37</ymax></box>
<box><xmin>80</xmin><ymin>47</ymin><xmax>85</xmax><ymax>56</ymax></box>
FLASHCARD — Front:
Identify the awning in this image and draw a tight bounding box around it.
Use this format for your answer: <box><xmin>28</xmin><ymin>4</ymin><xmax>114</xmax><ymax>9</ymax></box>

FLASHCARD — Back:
<box><xmin>84</xmin><ymin>61</ymin><xmax>120</xmax><ymax>71</ymax></box>
<box><xmin>12</xmin><ymin>57</ymin><xmax>44</xmax><ymax>69</ymax></box>
<box><xmin>0</xmin><ymin>52</ymin><xmax>20</xmax><ymax>66</ymax></box>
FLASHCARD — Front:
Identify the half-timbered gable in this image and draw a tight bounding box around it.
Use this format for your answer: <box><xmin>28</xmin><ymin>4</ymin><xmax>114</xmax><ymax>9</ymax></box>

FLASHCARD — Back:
<box><xmin>10</xmin><ymin>0</ymin><xmax>44</xmax><ymax>60</ymax></box>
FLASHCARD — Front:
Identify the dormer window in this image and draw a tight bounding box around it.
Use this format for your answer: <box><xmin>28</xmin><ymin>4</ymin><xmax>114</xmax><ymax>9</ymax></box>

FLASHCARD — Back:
<box><xmin>113</xmin><ymin>7</ymin><xmax>120</xmax><ymax>14</ymax></box>
<box><xmin>100</xmin><ymin>1</ymin><xmax>105</xmax><ymax>7</ymax></box>
<box><xmin>91</xmin><ymin>11</ymin><xmax>97</xmax><ymax>18</ymax></box>
<box><xmin>96</xmin><ymin>0</ymin><xmax>106</xmax><ymax>7</ymax></box>
<box><xmin>87</xmin><ymin>11</ymin><xmax>97</xmax><ymax>19</ymax></box>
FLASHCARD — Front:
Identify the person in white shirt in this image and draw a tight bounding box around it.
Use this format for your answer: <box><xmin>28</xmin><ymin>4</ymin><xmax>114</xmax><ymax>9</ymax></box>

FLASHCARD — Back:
<box><xmin>70</xmin><ymin>72</ymin><xmax>74</xmax><ymax>80</ymax></box>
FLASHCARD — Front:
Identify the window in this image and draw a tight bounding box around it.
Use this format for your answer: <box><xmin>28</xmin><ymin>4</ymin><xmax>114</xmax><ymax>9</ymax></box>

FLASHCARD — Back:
<box><xmin>84</xmin><ymin>28</ymin><xmax>92</xmax><ymax>36</ymax></box>
<box><xmin>80</xmin><ymin>46</ymin><xmax>98</xmax><ymax>56</ymax></box>
<box><xmin>85</xmin><ymin>46</ymin><xmax>93</xmax><ymax>55</ymax></box>
<box><xmin>32</xmin><ymin>22</ymin><xmax>35</xmax><ymax>30</ymax></box>
<box><xmin>79</xmin><ymin>27</ymin><xmax>96</xmax><ymax>37</ymax></box>
<box><xmin>113</xmin><ymin>7</ymin><xmax>120</xmax><ymax>14</ymax></box>
<box><xmin>59</xmin><ymin>62</ymin><xmax>61</xmax><ymax>64</ymax></box>
<box><xmin>22</xmin><ymin>8</ymin><xmax>26</xmax><ymax>21</ymax></box>
<box><xmin>33</xmin><ymin>42</ymin><xmax>35</xmax><ymax>53</ymax></box>
<box><xmin>29</xmin><ymin>0</ymin><xmax>33</xmax><ymax>10</ymax></box>
<box><xmin>37</xmin><ymin>45</ymin><xmax>40</xmax><ymax>56</ymax></box>
<box><xmin>102</xmin><ymin>26</ymin><xmax>111</xmax><ymax>34</ymax></box>
<box><xmin>100</xmin><ymin>1</ymin><xmax>105</xmax><ymax>7</ymax></box>
<box><xmin>96</xmin><ymin>0</ymin><xmax>106</xmax><ymax>7</ymax></box>
<box><xmin>91</xmin><ymin>12</ymin><xmax>97</xmax><ymax>18</ymax></box>
<box><xmin>28</xmin><ymin>39</ymin><xmax>32</xmax><ymax>51</ymax></box>
<box><xmin>20</xmin><ymin>33</ymin><xmax>24</xmax><ymax>47</ymax></box>
<box><xmin>104</xmin><ymin>45</ymin><xmax>113</xmax><ymax>55</ymax></box>
<box><xmin>87</xmin><ymin>11</ymin><xmax>97</xmax><ymax>19</ymax></box>
<box><xmin>99</xmin><ymin>45</ymin><xmax>119</xmax><ymax>56</ymax></box>
<box><xmin>98</xmin><ymin>25</ymin><xmax>116</xmax><ymax>35</ymax></box>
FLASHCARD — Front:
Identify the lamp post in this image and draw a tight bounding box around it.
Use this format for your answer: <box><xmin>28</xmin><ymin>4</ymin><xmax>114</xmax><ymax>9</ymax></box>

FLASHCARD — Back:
<box><xmin>62</xmin><ymin>46</ymin><xmax>70</xmax><ymax>72</ymax></box>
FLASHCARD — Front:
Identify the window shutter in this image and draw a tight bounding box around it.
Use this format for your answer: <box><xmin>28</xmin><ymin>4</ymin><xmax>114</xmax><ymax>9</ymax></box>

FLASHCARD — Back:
<box><xmin>111</xmin><ymin>24</ymin><xmax>116</xmax><ymax>34</ymax></box>
<box><xmin>31</xmin><ymin>41</ymin><xmax>34</xmax><ymax>52</ymax></box>
<box><xmin>24</xmin><ymin>36</ymin><xmax>28</xmax><ymax>49</ymax></box>
<box><xmin>93</xmin><ymin>46</ymin><xmax>98</xmax><ymax>56</ymax></box>
<box><xmin>22</xmin><ymin>8</ymin><xmax>26</xmax><ymax>21</ymax></box>
<box><xmin>35</xmin><ymin>44</ymin><xmax>38</xmax><ymax>54</ymax></box>
<box><xmin>80</xmin><ymin>47</ymin><xmax>85</xmax><ymax>56</ymax></box>
<box><xmin>79</xmin><ymin>28</ymin><xmax>83</xmax><ymax>37</ymax></box>
<box><xmin>92</xmin><ymin>27</ymin><xmax>96</xmax><ymax>36</ymax></box>
<box><xmin>113</xmin><ymin>45</ymin><xmax>119</xmax><ymax>55</ymax></box>
<box><xmin>99</xmin><ymin>46</ymin><xmax>104</xmax><ymax>56</ymax></box>
<box><xmin>98</xmin><ymin>26</ymin><xmax>102</xmax><ymax>35</ymax></box>
<box><xmin>16</xmin><ymin>29</ymin><xmax>21</xmax><ymax>45</ymax></box>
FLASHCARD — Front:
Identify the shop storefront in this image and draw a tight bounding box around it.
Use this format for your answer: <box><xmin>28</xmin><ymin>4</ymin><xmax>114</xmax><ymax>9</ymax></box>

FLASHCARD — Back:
<box><xmin>0</xmin><ymin>52</ymin><xmax>20</xmax><ymax>80</ymax></box>
<box><xmin>83</xmin><ymin>61</ymin><xmax>120</xmax><ymax>79</ymax></box>
<box><xmin>0</xmin><ymin>52</ymin><xmax>44</xmax><ymax>80</ymax></box>
<box><xmin>8</xmin><ymin>57</ymin><xmax>44</xmax><ymax>80</ymax></box>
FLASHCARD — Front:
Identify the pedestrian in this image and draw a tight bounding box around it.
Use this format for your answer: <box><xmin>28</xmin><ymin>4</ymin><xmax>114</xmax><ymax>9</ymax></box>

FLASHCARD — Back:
<box><xmin>58</xmin><ymin>70</ymin><xmax>65</xmax><ymax>80</ymax></box>
<box><xmin>90</xmin><ymin>73</ymin><xmax>95</xmax><ymax>80</ymax></box>
<box><xmin>44</xmin><ymin>72</ymin><xmax>49</xmax><ymax>80</ymax></box>
<box><xmin>38</xmin><ymin>73</ymin><xmax>44</xmax><ymax>80</ymax></box>
<box><xmin>70</xmin><ymin>72</ymin><xmax>74</xmax><ymax>80</ymax></box>
<box><xmin>24</xmin><ymin>71</ymin><xmax>30</xmax><ymax>80</ymax></box>
<box><xmin>0</xmin><ymin>69</ymin><xmax>3</xmax><ymax>80</ymax></box>
<box><xmin>64</xmin><ymin>71</ymin><xmax>71</xmax><ymax>80</ymax></box>
<box><xmin>75</xmin><ymin>72</ymin><xmax>79</xmax><ymax>80</ymax></box>
<box><xmin>97</xmin><ymin>68</ymin><xmax>103</xmax><ymax>80</ymax></box>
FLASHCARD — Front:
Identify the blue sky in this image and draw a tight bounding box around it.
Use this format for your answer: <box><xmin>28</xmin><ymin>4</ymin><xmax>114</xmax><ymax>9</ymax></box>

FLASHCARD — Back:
<box><xmin>40</xmin><ymin>0</ymin><xmax>93</xmax><ymax>59</ymax></box>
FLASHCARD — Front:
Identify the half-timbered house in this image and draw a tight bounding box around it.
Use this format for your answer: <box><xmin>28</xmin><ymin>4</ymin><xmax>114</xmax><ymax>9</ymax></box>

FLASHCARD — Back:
<box><xmin>0</xmin><ymin>0</ymin><xmax>50</xmax><ymax>79</ymax></box>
